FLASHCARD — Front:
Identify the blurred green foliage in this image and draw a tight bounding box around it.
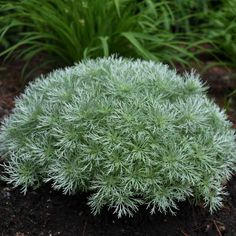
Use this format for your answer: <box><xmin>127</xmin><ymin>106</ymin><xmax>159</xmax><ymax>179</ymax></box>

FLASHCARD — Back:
<box><xmin>206</xmin><ymin>0</ymin><xmax>236</xmax><ymax>65</ymax></box>
<box><xmin>0</xmin><ymin>0</ymin><xmax>235</xmax><ymax>68</ymax></box>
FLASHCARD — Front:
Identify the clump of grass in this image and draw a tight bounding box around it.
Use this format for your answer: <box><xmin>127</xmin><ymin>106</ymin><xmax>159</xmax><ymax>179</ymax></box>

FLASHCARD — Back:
<box><xmin>0</xmin><ymin>0</ymin><xmax>208</xmax><ymax>70</ymax></box>
<box><xmin>0</xmin><ymin>57</ymin><xmax>235</xmax><ymax>217</ymax></box>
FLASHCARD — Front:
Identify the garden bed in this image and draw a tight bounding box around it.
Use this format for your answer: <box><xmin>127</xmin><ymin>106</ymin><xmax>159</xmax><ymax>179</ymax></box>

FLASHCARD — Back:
<box><xmin>0</xmin><ymin>59</ymin><xmax>235</xmax><ymax>236</ymax></box>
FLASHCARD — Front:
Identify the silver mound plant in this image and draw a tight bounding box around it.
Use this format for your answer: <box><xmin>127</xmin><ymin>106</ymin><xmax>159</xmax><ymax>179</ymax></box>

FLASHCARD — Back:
<box><xmin>0</xmin><ymin>57</ymin><xmax>235</xmax><ymax>217</ymax></box>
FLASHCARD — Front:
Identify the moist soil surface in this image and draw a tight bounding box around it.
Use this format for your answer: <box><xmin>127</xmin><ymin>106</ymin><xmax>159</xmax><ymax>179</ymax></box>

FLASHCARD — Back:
<box><xmin>0</xmin><ymin>60</ymin><xmax>236</xmax><ymax>236</ymax></box>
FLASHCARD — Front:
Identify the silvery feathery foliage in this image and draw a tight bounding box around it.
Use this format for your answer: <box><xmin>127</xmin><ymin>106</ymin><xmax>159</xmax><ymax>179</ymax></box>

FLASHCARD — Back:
<box><xmin>0</xmin><ymin>57</ymin><xmax>235</xmax><ymax>217</ymax></box>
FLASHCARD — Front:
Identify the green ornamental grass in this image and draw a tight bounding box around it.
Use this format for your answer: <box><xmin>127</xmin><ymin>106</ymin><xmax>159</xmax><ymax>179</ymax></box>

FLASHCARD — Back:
<box><xmin>0</xmin><ymin>0</ymin><xmax>208</xmax><ymax>70</ymax></box>
<box><xmin>0</xmin><ymin>57</ymin><xmax>235</xmax><ymax>217</ymax></box>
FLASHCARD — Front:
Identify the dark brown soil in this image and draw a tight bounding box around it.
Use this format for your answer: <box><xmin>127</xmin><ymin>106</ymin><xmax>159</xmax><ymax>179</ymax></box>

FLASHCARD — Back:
<box><xmin>0</xmin><ymin>59</ymin><xmax>236</xmax><ymax>236</ymax></box>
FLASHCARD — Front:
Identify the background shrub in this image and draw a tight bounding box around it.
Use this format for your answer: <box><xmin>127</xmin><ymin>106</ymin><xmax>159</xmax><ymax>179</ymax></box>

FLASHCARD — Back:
<box><xmin>205</xmin><ymin>0</ymin><xmax>236</xmax><ymax>65</ymax></box>
<box><xmin>0</xmin><ymin>0</ymin><xmax>209</xmax><ymax>70</ymax></box>
<box><xmin>0</xmin><ymin>57</ymin><xmax>235</xmax><ymax>217</ymax></box>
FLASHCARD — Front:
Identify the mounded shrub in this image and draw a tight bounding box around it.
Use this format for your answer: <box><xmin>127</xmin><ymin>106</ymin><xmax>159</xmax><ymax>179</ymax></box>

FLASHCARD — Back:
<box><xmin>0</xmin><ymin>57</ymin><xmax>235</xmax><ymax>217</ymax></box>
